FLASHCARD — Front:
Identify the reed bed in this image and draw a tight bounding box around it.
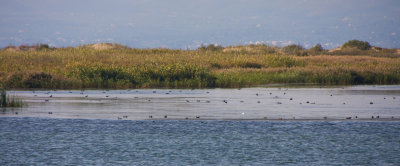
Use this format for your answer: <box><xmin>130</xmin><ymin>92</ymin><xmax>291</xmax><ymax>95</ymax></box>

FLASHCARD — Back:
<box><xmin>1</xmin><ymin>45</ymin><xmax>399</xmax><ymax>89</ymax></box>
<box><xmin>0</xmin><ymin>89</ymin><xmax>23</xmax><ymax>107</ymax></box>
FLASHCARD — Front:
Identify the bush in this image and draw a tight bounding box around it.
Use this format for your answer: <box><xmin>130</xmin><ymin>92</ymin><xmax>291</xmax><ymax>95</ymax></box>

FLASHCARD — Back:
<box><xmin>283</xmin><ymin>44</ymin><xmax>308</xmax><ymax>56</ymax></box>
<box><xmin>310</xmin><ymin>44</ymin><xmax>324</xmax><ymax>52</ymax></box>
<box><xmin>24</xmin><ymin>72</ymin><xmax>53</xmax><ymax>88</ymax></box>
<box><xmin>342</xmin><ymin>40</ymin><xmax>371</xmax><ymax>50</ymax></box>
<box><xmin>38</xmin><ymin>44</ymin><xmax>50</xmax><ymax>50</ymax></box>
<box><xmin>198</xmin><ymin>44</ymin><xmax>223</xmax><ymax>51</ymax></box>
<box><xmin>283</xmin><ymin>44</ymin><xmax>304</xmax><ymax>52</ymax></box>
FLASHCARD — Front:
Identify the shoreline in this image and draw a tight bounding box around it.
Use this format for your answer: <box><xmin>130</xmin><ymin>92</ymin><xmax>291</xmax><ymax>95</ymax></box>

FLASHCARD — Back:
<box><xmin>1</xmin><ymin>116</ymin><xmax>400</xmax><ymax>122</ymax></box>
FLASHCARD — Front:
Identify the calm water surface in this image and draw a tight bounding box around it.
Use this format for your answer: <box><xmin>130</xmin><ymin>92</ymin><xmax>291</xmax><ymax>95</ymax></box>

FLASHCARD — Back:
<box><xmin>1</xmin><ymin>86</ymin><xmax>400</xmax><ymax>165</ymax></box>
<box><xmin>2</xmin><ymin>85</ymin><xmax>400</xmax><ymax>120</ymax></box>
<box><xmin>1</xmin><ymin>118</ymin><xmax>400</xmax><ymax>165</ymax></box>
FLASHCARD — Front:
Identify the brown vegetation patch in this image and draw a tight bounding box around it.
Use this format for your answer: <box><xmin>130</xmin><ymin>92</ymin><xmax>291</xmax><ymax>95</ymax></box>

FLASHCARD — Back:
<box><xmin>88</xmin><ymin>43</ymin><xmax>128</xmax><ymax>50</ymax></box>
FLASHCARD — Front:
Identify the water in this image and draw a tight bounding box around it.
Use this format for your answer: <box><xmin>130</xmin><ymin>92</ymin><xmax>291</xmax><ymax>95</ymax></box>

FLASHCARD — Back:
<box><xmin>0</xmin><ymin>117</ymin><xmax>399</xmax><ymax>165</ymax></box>
<box><xmin>1</xmin><ymin>85</ymin><xmax>400</xmax><ymax>165</ymax></box>
<box><xmin>1</xmin><ymin>85</ymin><xmax>400</xmax><ymax>120</ymax></box>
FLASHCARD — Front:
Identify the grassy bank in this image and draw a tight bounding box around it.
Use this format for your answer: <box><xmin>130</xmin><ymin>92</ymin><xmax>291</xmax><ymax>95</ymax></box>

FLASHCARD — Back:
<box><xmin>1</xmin><ymin>43</ymin><xmax>400</xmax><ymax>89</ymax></box>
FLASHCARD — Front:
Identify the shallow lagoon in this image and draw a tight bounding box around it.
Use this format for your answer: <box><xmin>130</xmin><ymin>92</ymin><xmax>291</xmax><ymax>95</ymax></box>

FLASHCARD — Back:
<box><xmin>1</xmin><ymin>85</ymin><xmax>400</xmax><ymax>165</ymax></box>
<box><xmin>1</xmin><ymin>85</ymin><xmax>400</xmax><ymax>120</ymax></box>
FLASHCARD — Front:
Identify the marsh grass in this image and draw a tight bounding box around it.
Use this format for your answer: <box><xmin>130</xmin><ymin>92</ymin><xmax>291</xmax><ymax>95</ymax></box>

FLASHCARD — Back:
<box><xmin>0</xmin><ymin>89</ymin><xmax>24</xmax><ymax>107</ymax></box>
<box><xmin>1</xmin><ymin>44</ymin><xmax>399</xmax><ymax>89</ymax></box>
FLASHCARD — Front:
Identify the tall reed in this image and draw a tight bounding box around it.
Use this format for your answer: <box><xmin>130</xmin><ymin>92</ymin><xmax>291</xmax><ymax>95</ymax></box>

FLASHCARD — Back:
<box><xmin>0</xmin><ymin>89</ymin><xmax>24</xmax><ymax>107</ymax></box>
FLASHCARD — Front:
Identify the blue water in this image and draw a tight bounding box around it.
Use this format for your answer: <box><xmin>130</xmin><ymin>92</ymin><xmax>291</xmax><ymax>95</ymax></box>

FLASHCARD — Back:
<box><xmin>1</xmin><ymin>117</ymin><xmax>399</xmax><ymax>165</ymax></box>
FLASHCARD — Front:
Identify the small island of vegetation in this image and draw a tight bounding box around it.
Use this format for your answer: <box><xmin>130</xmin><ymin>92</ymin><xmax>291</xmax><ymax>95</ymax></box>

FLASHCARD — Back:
<box><xmin>1</xmin><ymin>40</ymin><xmax>399</xmax><ymax>89</ymax></box>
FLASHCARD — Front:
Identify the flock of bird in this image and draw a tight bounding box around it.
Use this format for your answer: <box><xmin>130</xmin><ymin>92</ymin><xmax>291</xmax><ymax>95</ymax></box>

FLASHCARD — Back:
<box><xmin>15</xmin><ymin>89</ymin><xmax>399</xmax><ymax>121</ymax></box>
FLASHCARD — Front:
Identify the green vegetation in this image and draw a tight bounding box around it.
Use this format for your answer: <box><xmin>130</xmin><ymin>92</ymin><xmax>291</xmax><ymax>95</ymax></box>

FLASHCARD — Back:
<box><xmin>0</xmin><ymin>88</ymin><xmax>23</xmax><ymax>107</ymax></box>
<box><xmin>342</xmin><ymin>40</ymin><xmax>371</xmax><ymax>50</ymax></box>
<box><xmin>198</xmin><ymin>44</ymin><xmax>224</xmax><ymax>52</ymax></box>
<box><xmin>1</xmin><ymin>40</ymin><xmax>399</xmax><ymax>89</ymax></box>
<box><xmin>309</xmin><ymin>44</ymin><xmax>324</xmax><ymax>54</ymax></box>
<box><xmin>283</xmin><ymin>44</ymin><xmax>308</xmax><ymax>56</ymax></box>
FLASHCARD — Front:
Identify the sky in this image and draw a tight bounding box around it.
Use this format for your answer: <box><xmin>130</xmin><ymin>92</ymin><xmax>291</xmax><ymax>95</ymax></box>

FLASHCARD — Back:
<box><xmin>1</xmin><ymin>0</ymin><xmax>399</xmax><ymax>49</ymax></box>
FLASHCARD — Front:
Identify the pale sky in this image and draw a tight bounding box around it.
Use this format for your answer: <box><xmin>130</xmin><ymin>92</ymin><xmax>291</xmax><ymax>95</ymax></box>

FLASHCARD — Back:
<box><xmin>1</xmin><ymin>0</ymin><xmax>399</xmax><ymax>49</ymax></box>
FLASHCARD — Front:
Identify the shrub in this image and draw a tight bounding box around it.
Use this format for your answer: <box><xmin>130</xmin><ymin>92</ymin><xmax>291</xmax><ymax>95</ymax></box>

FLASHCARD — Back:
<box><xmin>6</xmin><ymin>74</ymin><xmax>24</xmax><ymax>88</ymax></box>
<box><xmin>342</xmin><ymin>40</ymin><xmax>371</xmax><ymax>50</ymax></box>
<box><xmin>283</xmin><ymin>44</ymin><xmax>304</xmax><ymax>53</ymax></box>
<box><xmin>198</xmin><ymin>44</ymin><xmax>223</xmax><ymax>51</ymax></box>
<box><xmin>283</xmin><ymin>44</ymin><xmax>308</xmax><ymax>56</ymax></box>
<box><xmin>38</xmin><ymin>44</ymin><xmax>50</xmax><ymax>50</ymax></box>
<box><xmin>24</xmin><ymin>72</ymin><xmax>53</xmax><ymax>88</ymax></box>
<box><xmin>310</xmin><ymin>44</ymin><xmax>324</xmax><ymax>52</ymax></box>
